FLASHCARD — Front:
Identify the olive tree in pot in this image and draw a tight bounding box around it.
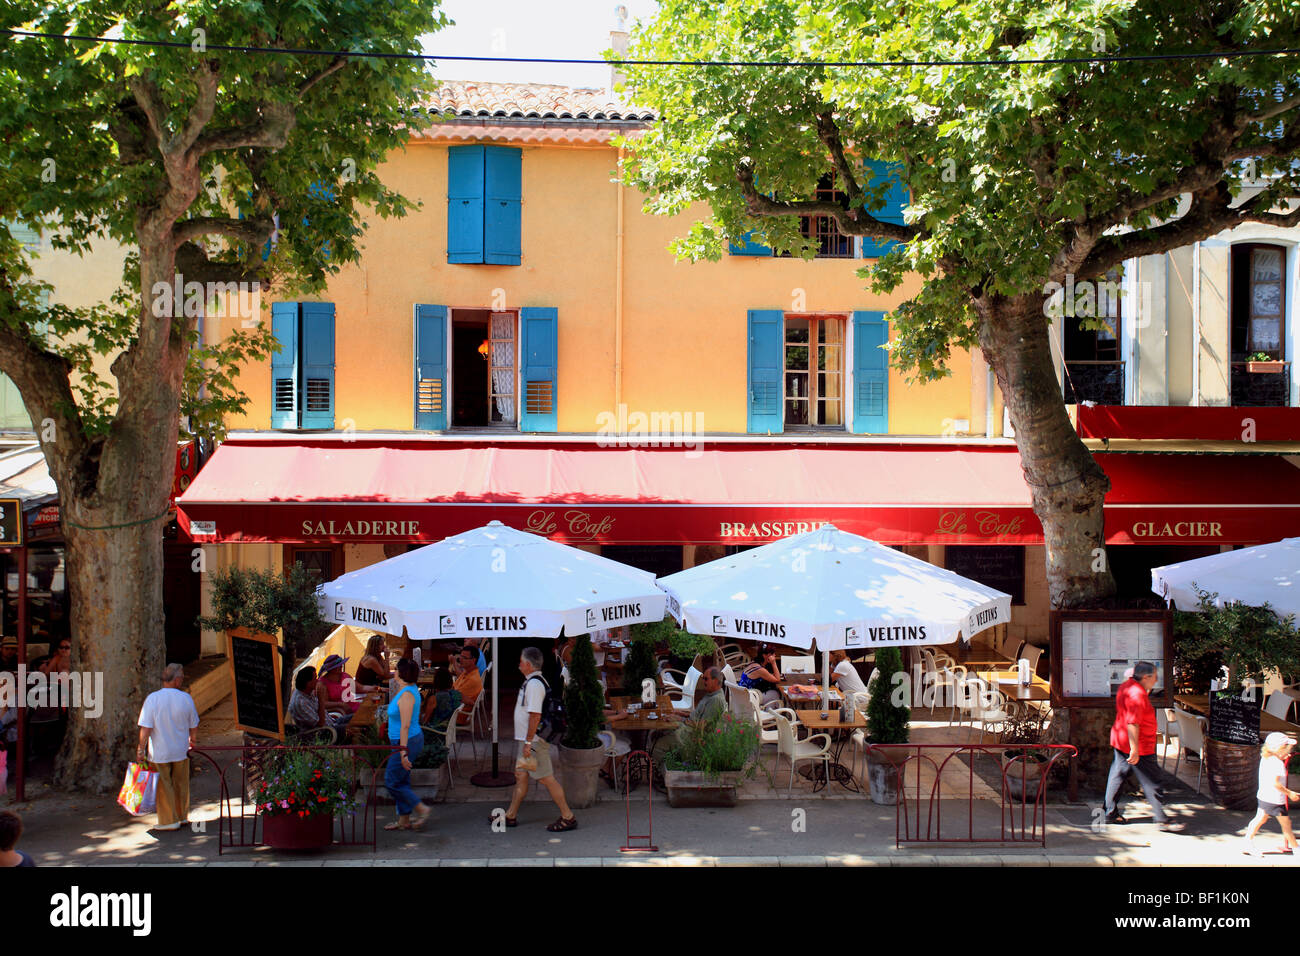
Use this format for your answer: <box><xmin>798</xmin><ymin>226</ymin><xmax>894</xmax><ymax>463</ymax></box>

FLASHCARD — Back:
<box><xmin>197</xmin><ymin>564</ymin><xmax>330</xmax><ymax>706</ymax></box>
<box><xmin>557</xmin><ymin>635</ymin><xmax>607</xmax><ymax>809</ymax></box>
<box><xmin>865</xmin><ymin>646</ymin><xmax>910</xmax><ymax>805</ymax></box>
<box><xmin>1175</xmin><ymin>588</ymin><xmax>1300</xmax><ymax>809</ymax></box>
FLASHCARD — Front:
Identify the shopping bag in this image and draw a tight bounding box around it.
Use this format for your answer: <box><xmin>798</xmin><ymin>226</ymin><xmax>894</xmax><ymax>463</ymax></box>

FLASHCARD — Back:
<box><xmin>117</xmin><ymin>762</ymin><xmax>158</xmax><ymax>816</ymax></box>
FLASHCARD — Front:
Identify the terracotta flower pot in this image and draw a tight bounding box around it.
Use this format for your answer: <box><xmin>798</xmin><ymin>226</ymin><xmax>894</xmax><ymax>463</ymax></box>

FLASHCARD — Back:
<box><xmin>262</xmin><ymin>812</ymin><xmax>334</xmax><ymax>849</ymax></box>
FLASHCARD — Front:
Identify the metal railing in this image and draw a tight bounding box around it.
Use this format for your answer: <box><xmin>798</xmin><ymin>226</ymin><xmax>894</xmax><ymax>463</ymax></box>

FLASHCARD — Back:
<box><xmin>862</xmin><ymin>742</ymin><xmax>1078</xmax><ymax>847</ymax></box>
<box><xmin>1230</xmin><ymin>362</ymin><xmax>1291</xmax><ymax>406</ymax></box>
<box><xmin>192</xmin><ymin>742</ymin><xmax>400</xmax><ymax>854</ymax></box>
<box><xmin>1063</xmin><ymin>360</ymin><xmax>1124</xmax><ymax>406</ymax></box>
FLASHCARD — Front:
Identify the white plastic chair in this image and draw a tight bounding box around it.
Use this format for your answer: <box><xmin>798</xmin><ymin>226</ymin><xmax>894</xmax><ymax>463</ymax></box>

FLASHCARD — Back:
<box><xmin>964</xmin><ymin>678</ymin><xmax>1013</xmax><ymax>742</ymax></box>
<box><xmin>1156</xmin><ymin>707</ymin><xmax>1180</xmax><ymax>771</ymax></box>
<box><xmin>1266</xmin><ymin>692</ymin><xmax>1295</xmax><ymax>722</ymax></box>
<box><xmin>660</xmin><ymin>668</ymin><xmax>693</xmax><ymax>713</ymax></box>
<box><xmin>596</xmin><ymin>730</ymin><xmax>630</xmax><ymax>788</ymax></box>
<box><xmin>427</xmin><ymin>704</ymin><xmax>476</xmax><ymax>780</ymax></box>
<box><xmin>1019</xmin><ymin>644</ymin><xmax>1043</xmax><ymax>675</ymax></box>
<box><xmin>929</xmin><ymin>664</ymin><xmax>967</xmax><ymax>723</ymax></box>
<box><xmin>774</xmin><ymin>712</ymin><xmax>831</xmax><ymax>795</ymax></box>
<box><xmin>782</xmin><ymin>655</ymin><xmax>815</xmax><ymax>676</ymax></box>
<box><xmin>750</xmin><ymin>690</ymin><xmax>795</xmax><ymax>769</ymax></box>
<box><xmin>1172</xmin><ymin>707</ymin><xmax>1208</xmax><ymax>794</ymax></box>
<box><xmin>719</xmin><ymin>643</ymin><xmax>748</xmax><ymax>667</ymax></box>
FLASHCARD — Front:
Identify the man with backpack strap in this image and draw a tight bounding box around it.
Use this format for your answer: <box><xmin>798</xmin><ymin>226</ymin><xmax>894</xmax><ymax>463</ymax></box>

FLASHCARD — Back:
<box><xmin>497</xmin><ymin>646</ymin><xmax>577</xmax><ymax>832</ymax></box>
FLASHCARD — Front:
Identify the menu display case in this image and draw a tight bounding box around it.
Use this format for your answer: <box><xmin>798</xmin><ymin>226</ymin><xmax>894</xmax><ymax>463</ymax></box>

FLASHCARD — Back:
<box><xmin>1049</xmin><ymin>609</ymin><xmax>1173</xmax><ymax>708</ymax></box>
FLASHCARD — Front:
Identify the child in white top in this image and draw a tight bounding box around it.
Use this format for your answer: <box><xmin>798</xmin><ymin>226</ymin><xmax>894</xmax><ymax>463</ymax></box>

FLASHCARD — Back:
<box><xmin>1243</xmin><ymin>732</ymin><xmax>1300</xmax><ymax>857</ymax></box>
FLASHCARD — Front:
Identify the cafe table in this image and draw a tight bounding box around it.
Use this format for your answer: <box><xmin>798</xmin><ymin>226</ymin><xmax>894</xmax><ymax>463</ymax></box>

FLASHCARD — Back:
<box><xmin>977</xmin><ymin>670</ymin><xmax>1052</xmax><ymax>703</ymax></box>
<box><xmin>780</xmin><ymin>682</ymin><xmax>842</xmax><ymax>711</ymax></box>
<box><xmin>794</xmin><ymin>709</ymin><xmax>867</xmax><ymax>793</ymax></box>
<box><xmin>942</xmin><ymin>645</ymin><xmax>1018</xmax><ymax>672</ymax></box>
<box><xmin>1174</xmin><ymin>694</ymin><xmax>1300</xmax><ymax>740</ymax></box>
<box><xmin>607</xmin><ymin>699</ymin><xmax>683</xmax><ymax>792</ymax></box>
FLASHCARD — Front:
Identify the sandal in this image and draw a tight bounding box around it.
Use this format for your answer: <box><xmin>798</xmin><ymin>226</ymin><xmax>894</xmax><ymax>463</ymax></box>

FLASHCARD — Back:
<box><xmin>384</xmin><ymin>821</ymin><xmax>412</xmax><ymax>831</ymax></box>
<box><xmin>411</xmin><ymin>806</ymin><xmax>431</xmax><ymax>831</ymax></box>
<box><xmin>488</xmin><ymin>812</ymin><xmax>518</xmax><ymax>827</ymax></box>
<box><xmin>546</xmin><ymin>816</ymin><xmax>578</xmax><ymax>833</ymax></box>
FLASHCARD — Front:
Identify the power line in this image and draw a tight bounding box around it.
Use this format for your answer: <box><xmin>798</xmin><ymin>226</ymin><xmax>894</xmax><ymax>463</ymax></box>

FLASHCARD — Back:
<box><xmin>3</xmin><ymin>28</ymin><xmax>1300</xmax><ymax>68</ymax></box>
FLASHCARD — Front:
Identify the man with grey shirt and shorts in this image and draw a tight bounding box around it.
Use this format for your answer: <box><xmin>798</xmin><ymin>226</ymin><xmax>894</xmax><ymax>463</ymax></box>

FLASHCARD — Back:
<box><xmin>497</xmin><ymin>647</ymin><xmax>577</xmax><ymax>832</ymax></box>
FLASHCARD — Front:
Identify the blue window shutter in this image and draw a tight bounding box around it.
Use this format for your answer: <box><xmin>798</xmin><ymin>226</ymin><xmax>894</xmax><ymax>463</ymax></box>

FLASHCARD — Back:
<box><xmin>484</xmin><ymin>146</ymin><xmax>522</xmax><ymax>265</ymax></box>
<box><xmin>448</xmin><ymin>145</ymin><xmax>486</xmax><ymax>263</ymax></box>
<box><xmin>520</xmin><ymin>307</ymin><xmax>557</xmax><ymax>432</ymax></box>
<box><xmin>271</xmin><ymin>302</ymin><xmax>300</xmax><ymax>429</ymax></box>
<box><xmin>861</xmin><ymin>160</ymin><xmax>908</xmax><ymax>258</ymax></box>
<box><xmin>728</xmin><ymin>231</ymin><xmax>771</xmax><ymax>256</ymax></box>
<box><xmin>299</xmin><ymin>302</ymin><xmax>335</xmax><ymax>429</ymax></box>
<box><xmin>414</xmin><ymin>304</ymin><xmax>448</xmax><ymax>431</ymax></box>
<box><xmin>747</xmin><ymin>309</ymin><xmax>784</xmax><ymax>434</ymax></box>
<box><xmin>852</xmin><ymin>310</ymin><xmax>889</xmax><ymax>434</ymax></box>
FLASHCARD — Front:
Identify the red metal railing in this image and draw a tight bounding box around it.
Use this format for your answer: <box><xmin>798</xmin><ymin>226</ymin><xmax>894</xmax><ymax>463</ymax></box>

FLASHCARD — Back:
<box><xmin>192</xmin><ymin>743</ymin><xmax>400</xmax><ymax>854</ymax></box>
<box><xmin>862</xmin><ymin>742</ymin><xmax>1078</xmax><ymax>847</ymax></box>
<box><xmin>621</xmin><ymin>749</ymin><xmax>657</xmax><ymax>852</ymax></box>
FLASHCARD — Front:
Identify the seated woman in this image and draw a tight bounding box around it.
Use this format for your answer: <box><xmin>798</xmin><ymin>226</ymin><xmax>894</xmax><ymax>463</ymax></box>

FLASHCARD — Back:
<box><xmin>355</xmin><ymin>635</ymin><xmax>393</xmax><ymax>695</ymax></box>
<box><xmin>420</xmin><ymin>667</ymin><xmax>462</xmax><ymax>730</ymax></box>
<box><xmin>316</xmin><ymin>655</ymin><xmax>360</xmax><ymax>721</ymax></box>
<box><xmin>828</xmin><ymin>650</ymin><xmax>869</xmax><ymax>699</ymax></box>
<box><xmin>739</xmin><ymin>643</ymin><xmax>784</xmax><ymax>706</ymax></box>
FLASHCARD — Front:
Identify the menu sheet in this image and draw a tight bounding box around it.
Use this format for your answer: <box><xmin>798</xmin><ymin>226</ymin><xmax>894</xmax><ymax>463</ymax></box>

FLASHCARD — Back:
<box><xmin>1058</xmin><ymin>617</ymin><xmax>1166</xmax><ymax>698</ymax></box>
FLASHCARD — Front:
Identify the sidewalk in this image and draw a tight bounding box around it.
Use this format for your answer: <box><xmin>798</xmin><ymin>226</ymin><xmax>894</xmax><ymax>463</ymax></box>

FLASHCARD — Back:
<box><xmin>5</xmin><ymin>696</ymin><xmax>1292</xmax><ymax>867</ymax></box>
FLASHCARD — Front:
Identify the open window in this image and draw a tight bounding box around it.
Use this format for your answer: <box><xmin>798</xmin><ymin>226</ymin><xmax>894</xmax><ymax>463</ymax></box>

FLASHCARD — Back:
<box><xmin>784</xmin><ymin>314</ymin><xmax>845</xmax><ymax>427</ymax></box>
<box><xmin>449</xmin><ymin>309</ymin><xmax>517</xmax><ymax>427</ymax></box>
<box><xmin>1230</xmin><ymin>243</ymin><xmax>1289</xmax><ymax>406</ymax></box>
<box><xmin>1062</xmin><ymin>267</ymin><xmax>1124</xmax><ymax>405</ymax></box>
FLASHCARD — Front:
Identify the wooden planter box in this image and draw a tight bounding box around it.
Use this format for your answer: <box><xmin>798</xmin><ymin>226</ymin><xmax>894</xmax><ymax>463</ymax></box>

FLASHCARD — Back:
<box><xmin>373</xmin><ymin>762</ymin><xmax>451</xmax><ymax>804</ymax></box>
<box><xmin>663</xmin><ymin>770</ymin><xmax>744</xmax><ymax>808</ymax></box>
<box><xmin>1247</xmin><ymin>360</ymin><xmax>1285</xmax><ymax>374</ymax></box>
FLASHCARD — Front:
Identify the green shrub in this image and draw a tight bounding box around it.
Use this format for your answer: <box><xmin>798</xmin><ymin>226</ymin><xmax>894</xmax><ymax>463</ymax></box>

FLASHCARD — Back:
<box><xmin>621</xmin><ymin>635</ymin><xmax>658</xmax><ymax>695</ymax></box>
<box><xmin>1175</xmin><ymin>587</ymin><xmax>1300</xmax><ymax>693</ymax></box>
<box><xmin>662</xmin><ymin>711</ymin><xmax>759</xmax><ymax>779</ymax></box>
<box><xmin>562</xmin><ymin>635</ymin><xmax>604</xmax><ymax>750</ymax></box>
<box><xmin>866</xmin><ymin>646</ymin><xmax>909</xmax><ymax>744</ymax></box>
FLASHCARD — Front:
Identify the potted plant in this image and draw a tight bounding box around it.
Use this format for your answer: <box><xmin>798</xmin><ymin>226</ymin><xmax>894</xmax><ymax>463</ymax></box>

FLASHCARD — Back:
<box><xmin>999</xmin><ymin>708</ymin><xmax>1049</xmax><ymax>801</ymax></box>
<box><xmin>255</xmin><ymin>747</ymin><xmax>363</xmax><ymax>849</ymax></box>
<box><xmin>864</xmin><ymin>645</ymin><xmax>910</xmax><ymax>805</ymax></box>
<box><xmin>557</xmin><ymin>635</ymin><xmax>607</xmax><ymax>809</ymax></box>
<box><xmin>661</xmin><ymin>711</ymin><xmax>760</xmax><ymax>807</ymax></box>
<box><xmin>198</xmin><ymin>564</ymin><xmax>330</xmax><ymax>703</ymax></box>
<box><xmin>406</xmin><ymin>736</ymin><xmax>451</xmax><ymax>804</ymax></box>
<box><xmin>620</xmin><ymin>633</ymin><xmax>659</xmax><ymax>702</ymax></box>
<box><xmin>667</xmin><ymin>629</ymin><xmax>717</xmax><ymax>673</ymax></box>
<box><xmin>1176</xmin><ymin>587</ymin><xmax>1300</xmax><ymax>809</ymax></box>
<box><xmin>1246</xmin><ymin>351</ymin><xmax>1285</xmax><ymax>373</ymax></box>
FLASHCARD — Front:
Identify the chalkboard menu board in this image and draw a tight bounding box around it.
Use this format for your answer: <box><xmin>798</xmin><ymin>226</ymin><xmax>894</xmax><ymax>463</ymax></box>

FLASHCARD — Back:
<box><xmin>944</xmin><ymin>545</ymin><xmax>1024</xmax><ymax>605</ymax></box>
<box><xmin>1209</xmin><ymin>693</ymin><xmax>1262</xmax><ymax>746</ymax></box>
<box><xmin>1050</xmin><ymin>609</ymin><xmax>1173</xmax><ymax>709</ymax></box>
<box><xmin>0</xmin><ymin>498</ymin><xmax>23</xmax><ymax>546</ymax></box>
<box><xmin>227</xmin><ymin>628</ymin><xmax>284</xmax><ymax>740</ymax></box>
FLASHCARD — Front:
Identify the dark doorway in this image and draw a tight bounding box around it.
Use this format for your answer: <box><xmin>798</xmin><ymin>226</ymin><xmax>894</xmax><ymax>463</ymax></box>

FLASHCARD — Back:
<box><xmin>163</xmin><ymin>542</ymin><xmax>201</xmax><ymax>662</ymax></box>
<box><xmin>452</xmin><ymin>316</ymin><xmax>489</xmax><ymax>427</ymax></box>
<box><xmin>600</xmin><ymin>545</ymin><xmax>684</xmax><ymax>578</ymax></box>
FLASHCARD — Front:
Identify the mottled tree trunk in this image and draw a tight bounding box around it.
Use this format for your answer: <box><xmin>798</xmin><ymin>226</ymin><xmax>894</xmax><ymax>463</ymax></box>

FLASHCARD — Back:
<box><xmin>978</xmin><ymin>293</ymin><xmax>1116</xmax><ymax>609</ymax></box>
<box><xmin>52</xmin><ymin>248</ymin><xmax>189</xmax><ymax>792</ymax></box>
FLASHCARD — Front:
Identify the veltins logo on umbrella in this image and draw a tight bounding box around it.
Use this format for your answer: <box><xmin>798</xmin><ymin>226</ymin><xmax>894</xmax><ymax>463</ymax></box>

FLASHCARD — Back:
<box><xmin>668</xmin><ymin>594</ymin><xmax>680</xmax><ymax>617</ymax></box>
<box><xmin>586</xmin><ymin>608</ymin><xmax>597</xmax><ymax>628</ymax></box>
<box><xmin>439</xmin><ymin>615</ymin><xmax>455</xmax><ymax>635</ymax></box>
<box><xmin>845</xmin><ymin>625</ymin><xmax>862</xmax><ymax>647</ymax></box>
<box><xmin>713</xmin><ymin>615</ymin><xmax>727</xmax><ymax>635</ymax></box>
<box><xmin>334</xmin><ymin>602</ymin><xmax>345</xmax><ymax>622</ymax></box>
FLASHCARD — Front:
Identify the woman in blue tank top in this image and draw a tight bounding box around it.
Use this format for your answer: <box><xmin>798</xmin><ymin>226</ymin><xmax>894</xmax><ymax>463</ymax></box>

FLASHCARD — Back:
<box><xmin>384</xmin><ymin>658</ymin><xmax>430</xmax><ymax>831</ymax></box>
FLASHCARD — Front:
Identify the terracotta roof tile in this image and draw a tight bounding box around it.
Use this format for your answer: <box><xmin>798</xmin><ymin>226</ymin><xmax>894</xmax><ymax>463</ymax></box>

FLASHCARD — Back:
<box><xmin>416</xmin><ymin>79</ymin><xmax>654</xmax><ymax>123</ymax></box>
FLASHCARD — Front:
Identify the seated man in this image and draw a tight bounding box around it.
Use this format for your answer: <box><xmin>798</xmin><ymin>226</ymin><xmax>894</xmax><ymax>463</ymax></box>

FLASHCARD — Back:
<box><xmin>289</xmin><ymin>666</ymin><xmax>349</xmax><ymax>731</ymax></box>
<box><xmin>653</xmin><ymin>667</ymin><xmax>726</xmax><ymax>763</ymax></box>
<box><xmin>828</xmin><ymin>650</ymin><xmax>869</xmax><ymax>700</ymax></box>
<box><xmin>451</xmin><ymin>647</ymin><xmax>482</xmax><ymax>726</ymax></box>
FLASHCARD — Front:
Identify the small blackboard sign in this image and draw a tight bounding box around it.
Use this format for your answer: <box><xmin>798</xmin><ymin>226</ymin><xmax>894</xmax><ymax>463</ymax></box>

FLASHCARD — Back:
<box><xmin>944</xmin><ymin>545</ymin><xmax>1024</xmax><ymax>605</ymax></box>
<box><xmin>1209</xmin><ymin>692</ymin><xmax>1262</xmax><ymax>746</ymax></box>
<box><xmin>227</xmin><ymin>628</ymin><xmax>284</xmax><ymax>741</ymax></box>
<box><xmin>0</xmin><ymin>498</ymin><xmax>23</xmax><ymax>546</ymax></box>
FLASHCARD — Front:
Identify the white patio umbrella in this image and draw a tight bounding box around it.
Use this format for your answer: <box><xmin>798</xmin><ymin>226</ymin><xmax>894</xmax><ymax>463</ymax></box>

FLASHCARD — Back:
<box><xmin>318</xmin><ymin>520</ymin><xmax>667</xmax><ymax>784</ymax></box>
<box><xmin>657</xmin><ymin>523</ymin><xmax>1012</xmax><ymax>707</ymax></box>
<box><xmin>1151</xmin><ymin>538</ymin><xmax>1300</xmax><ymax>620</ymax></box>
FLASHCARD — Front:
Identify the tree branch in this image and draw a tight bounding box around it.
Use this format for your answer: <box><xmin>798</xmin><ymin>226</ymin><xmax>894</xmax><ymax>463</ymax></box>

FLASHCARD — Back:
<box><xmin>735</xmin><ymin>161</ymin><xmax>916</xmax><ymax>243</ymax></box>
<box><xmin>298</xmin><ymin>56</ymin><xmax>349</xmax><ymax>97</ymax></box>
<box><xmin>172</xmin><ymin>216</ymin><xmax>274</xmax><ymax>250</ymax></box>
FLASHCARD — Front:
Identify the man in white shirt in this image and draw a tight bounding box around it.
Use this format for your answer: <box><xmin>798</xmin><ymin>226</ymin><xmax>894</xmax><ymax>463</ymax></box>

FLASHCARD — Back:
<box><xmin>829</xmin><ymin>650</ymin><xmax>869</xmax><ymax>701</ymax></box>
<box><xmin>498</xmin><ymin>647</ymin><xmax>577</xmax><ymax>832</ymax></box>
<box><xmin>136</xmin><ymin>663</ymin><xmax>200</xmax><ymax>832</ymax></box>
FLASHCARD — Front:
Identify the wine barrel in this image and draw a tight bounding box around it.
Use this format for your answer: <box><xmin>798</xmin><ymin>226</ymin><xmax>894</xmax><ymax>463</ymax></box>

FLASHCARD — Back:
<box><xmin>1205</xmin><ymin>737</ymin><xmax>1259</xmax><ymax>810</ymax></box>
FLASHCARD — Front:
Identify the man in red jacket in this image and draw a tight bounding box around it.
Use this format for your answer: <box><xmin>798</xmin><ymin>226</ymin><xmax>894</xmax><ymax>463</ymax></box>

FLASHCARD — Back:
<box><xmin>1103</xmin><ymin>661</ymin><xmax>1184</xmax><ymax>831</ymax></box>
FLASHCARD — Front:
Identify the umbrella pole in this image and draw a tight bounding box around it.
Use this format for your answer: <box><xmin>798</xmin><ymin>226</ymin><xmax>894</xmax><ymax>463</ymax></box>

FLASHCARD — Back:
<box><xmin>822</xmin><ymin>642</ymin><xmax>831</xmax><ymax>712</ymax></box>
<box><xmin>471</xmin><ymin>636</ymin><xmax>513</xmax><ymax>787</ymax></box>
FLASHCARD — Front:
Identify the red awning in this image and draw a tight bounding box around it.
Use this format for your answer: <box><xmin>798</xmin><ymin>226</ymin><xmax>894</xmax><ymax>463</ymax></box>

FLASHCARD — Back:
<box><xmin>176</xmin><ymin>438</ymin><xmax>1300</xmax><ymax>547</ymax></box>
